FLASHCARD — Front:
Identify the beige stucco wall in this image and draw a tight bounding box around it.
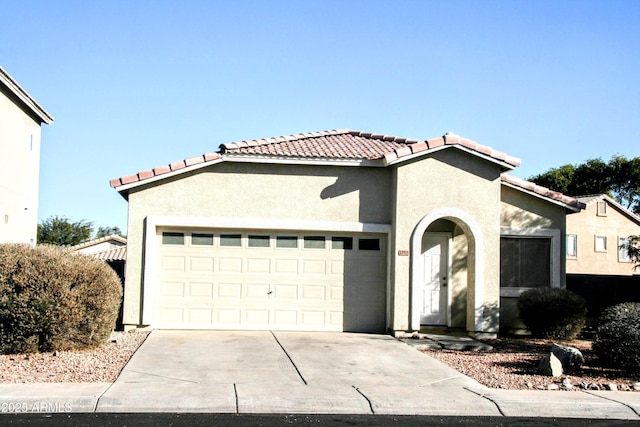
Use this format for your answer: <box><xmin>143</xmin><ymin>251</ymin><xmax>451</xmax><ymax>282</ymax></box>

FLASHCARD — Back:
<box><xmin>499</xmin><ymin>185</ymin><xmax>569</xmax><ymax>332</ymax></box>
<box><xmin>0</xmin><ymin>91</ymin><xmax>43</xmax><ymax>245</ymax></box>
<box><xmin>123</xmin><ymin>162</ymin><xmax>392</xmax><ymax>325</ymax></box>
<box><xmin>500</xmin><ymin>186</ymin><xmax>566</xmax><ymax>231</ymax></box>
<box><xmin>566</xmin><ymin>200</ymin><xmax>640</xmax><ymax>276</ymax></box>
<box><xmin>122</xmin><ymin>147</ymin><xmax>568</xmax><ymax>336</ymax></box>
<box><xmin>390</xmin><ymin>148</ymin><xmax>503</xmax><ymax>334</ymax></box>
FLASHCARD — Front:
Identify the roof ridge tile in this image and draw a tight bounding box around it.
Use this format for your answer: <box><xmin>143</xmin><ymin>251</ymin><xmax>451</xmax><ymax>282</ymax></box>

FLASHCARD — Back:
<box><xmin>111</xmin><ymin>129</ymin><xmax>523</xmax><ymax>190</ymax></box>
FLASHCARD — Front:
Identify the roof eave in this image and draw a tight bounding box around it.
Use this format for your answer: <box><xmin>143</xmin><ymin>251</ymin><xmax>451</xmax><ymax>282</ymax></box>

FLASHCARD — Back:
<box><xmin>384</xmin><ymin>144</ymin><xmax>518</xmax><ymax>171</ymax></box>
<box><xmin>0</xmin><ymin>67</ymin><xmax>53</xmax><ymax>125</ymax></box>
<box><xmin>501</xmin><ymin>181</ymin><xmax>584</xmax><ymax>212</ymax></box>
<box><xmin>113</xmin><ymin>157</ymin><xmax>225</xmax><ymax>195</ymax></box>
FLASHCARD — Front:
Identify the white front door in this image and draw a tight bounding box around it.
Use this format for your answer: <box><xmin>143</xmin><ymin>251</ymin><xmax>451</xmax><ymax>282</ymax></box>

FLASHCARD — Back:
<box><xmin>420</xmin><ymin>234</ymin><xmax>449</xmax><ymax>325</ymax></box>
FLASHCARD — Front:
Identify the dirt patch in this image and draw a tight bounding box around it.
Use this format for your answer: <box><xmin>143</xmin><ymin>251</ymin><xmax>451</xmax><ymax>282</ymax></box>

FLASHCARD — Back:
<box><xmin>422</xmin><ymin>337</ymin><xmax>640</xmax><ymax>391</ymax></box>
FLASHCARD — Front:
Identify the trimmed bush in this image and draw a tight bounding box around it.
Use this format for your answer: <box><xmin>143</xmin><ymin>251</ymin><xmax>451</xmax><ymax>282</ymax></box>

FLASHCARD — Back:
<box><xmin>517</xmin><ymin>288</ymin><xmax>587</xmax><ymax>340</ymax></box>
<box><xmin>593</xmin><ymin>302</ymin><xmax>640</xmax><ymax>373</ymax></box>
<box><xmin>0</xmin><ymin>244</ymin><xmax>122</xmax><ymax>354</ymax></box>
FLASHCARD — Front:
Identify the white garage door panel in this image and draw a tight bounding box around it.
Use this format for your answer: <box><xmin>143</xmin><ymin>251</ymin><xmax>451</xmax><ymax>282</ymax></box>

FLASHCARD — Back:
<box><xmin>155</xmin><ymin>230</ymin><xmax>386</xmax><ymax>332</ymax></box>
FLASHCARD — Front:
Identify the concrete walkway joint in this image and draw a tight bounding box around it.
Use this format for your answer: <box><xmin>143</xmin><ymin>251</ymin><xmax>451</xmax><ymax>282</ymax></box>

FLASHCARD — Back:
<box><xmin>0</xmin><ymin>331</ymin><xmax>638</xmax><ymax>419</ymax></box>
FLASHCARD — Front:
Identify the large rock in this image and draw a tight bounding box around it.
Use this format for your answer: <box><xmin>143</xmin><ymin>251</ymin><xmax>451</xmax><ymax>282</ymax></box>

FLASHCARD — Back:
<box><xmin>551</xmin><ymin>343</ymin><xmax>584</xmax><ymax>374</ymax></box>
<box><xmin>538</xmin><ymin>352</ymin><xmax>563</xmax><ymax>377</ymax></box>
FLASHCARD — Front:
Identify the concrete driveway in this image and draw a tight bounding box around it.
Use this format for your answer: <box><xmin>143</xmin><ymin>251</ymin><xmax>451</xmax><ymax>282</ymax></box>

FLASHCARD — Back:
<box><xmin>96</xmin><ymin>330</ymin><xmax>498</xmax><ymax>415</ymax></box>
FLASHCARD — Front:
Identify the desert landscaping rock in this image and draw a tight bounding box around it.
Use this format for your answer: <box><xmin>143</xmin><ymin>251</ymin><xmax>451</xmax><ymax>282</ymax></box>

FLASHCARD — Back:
<box><xmin>538</xmin><ymin>352</ymin><xmax>563</xmax><ymax>377</ymax></box>
<box><xmin>551</xmin><ymin>343</ymin><xmax>584</xmax><ymax>373</ymax></box>
<box><xmin>423</xmin><ymin>337</ymin><xmax>639</xmax><ymax>391</ymax></box>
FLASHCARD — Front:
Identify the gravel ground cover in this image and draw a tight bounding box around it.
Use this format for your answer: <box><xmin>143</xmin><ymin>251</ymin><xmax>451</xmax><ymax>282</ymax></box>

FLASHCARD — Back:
<box><xmin>0</xmin><ymin>331</ymin><xmax>149</xmax><ymax>383</ymax></box>
<box><xmin>2</xmin><ymin>332</ymin><xmax>639</xmax><ymax>391</ymax></box>
<box><xmin>423</xmin><ymin>337</ymin><xmax>640</xmax><ymax>391</ymax></box>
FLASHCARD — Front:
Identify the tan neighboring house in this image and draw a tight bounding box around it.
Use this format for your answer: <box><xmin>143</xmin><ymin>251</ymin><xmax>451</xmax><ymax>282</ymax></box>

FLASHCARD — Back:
<box><xmin>0</xmin><ymin>67</ymin><xmax>53</xmax><ymax>245</ymax></box>
<box><xmin>566</xmin><ymin>194</ymin><xmax>640</xmax><ymax>276</ymax></box>
<box><xmin>70</xmin><ymin>233</ymin><xmax>127</xmax><ymax>280</ymax></box>
<box><xmin>70</xmin><ymin>234</ymin><xmax>127</xmax><ymax>256</ymax></box>
<box><xmin>110</xmin><ymin>129</ymin><xmax>583</xmax><ymax>337</ymax></box>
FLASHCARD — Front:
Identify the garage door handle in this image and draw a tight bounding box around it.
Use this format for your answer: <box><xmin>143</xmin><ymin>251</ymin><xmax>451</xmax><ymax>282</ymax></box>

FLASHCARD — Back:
<box><xmin>267</xmin><ymin>291</ymin><xmax>273</xmax><ymax>295</ymax></box>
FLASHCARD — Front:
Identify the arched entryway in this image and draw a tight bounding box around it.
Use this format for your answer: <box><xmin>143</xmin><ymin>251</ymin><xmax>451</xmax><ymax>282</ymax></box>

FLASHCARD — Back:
<box><xmin>410</xmin><ymin>208</ymin><xmax>485</xmax><ymax>333</ymax></box>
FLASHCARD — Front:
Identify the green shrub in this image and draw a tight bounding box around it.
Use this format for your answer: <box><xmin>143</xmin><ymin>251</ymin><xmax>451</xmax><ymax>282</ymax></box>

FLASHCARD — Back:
<box><xmin>517</xmin><ymin>288</ymin><xmax>587</xmax><ymax>340</ymax></box>
<box><xmin>0</xmin><ymin>244</ymin><xmax>122</xmax><ymax>354</ymax></box>
<box><xmin>593</xmin><ymin>302</ymin><xmax>640</xmax><ymax>373</ymax></box>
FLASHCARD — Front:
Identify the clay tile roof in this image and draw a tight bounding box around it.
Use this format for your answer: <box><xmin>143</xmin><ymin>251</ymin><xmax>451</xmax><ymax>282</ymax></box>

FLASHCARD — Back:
<box><xmin>91</xmin><ymin>246</ymin><xmax>127</xmax><ymax>261</ymax></box>
<box><xmin>220</xmin><ymin>129</ymin><xmax>411</xmax><ymax>160</ymax></box>
<box><xmin>111</xmin><ymin>129</ymin><xmax>521</xmax><ymax>190</ymax></box>
<box><xmin>501</xmin><ymin>174</ymin><xmax>584</xmax><ymax>210</ymax></box>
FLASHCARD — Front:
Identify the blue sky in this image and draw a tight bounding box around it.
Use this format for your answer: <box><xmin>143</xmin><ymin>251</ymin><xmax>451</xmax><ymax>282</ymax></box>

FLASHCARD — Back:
<box><xmin>2</xmin><ymin>0</ymin><xmax>639</xmax><ymax>233</ymax></box>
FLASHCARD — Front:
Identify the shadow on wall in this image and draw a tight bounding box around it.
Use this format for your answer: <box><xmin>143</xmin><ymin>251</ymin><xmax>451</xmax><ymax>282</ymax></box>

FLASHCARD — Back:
<box><xmin>482</xmin><ymin>301</ymin><xmax>500</xmax><ymax>333</ymax></box>
<box><xmin>342</xmin><ymin>239</ymin><xmax>387</xmax><ymax>333</ymax></box>
<box><xmin>320</xmin><ymin>166</ymin><xmax>393</xmax><ymax>225</ymax></box>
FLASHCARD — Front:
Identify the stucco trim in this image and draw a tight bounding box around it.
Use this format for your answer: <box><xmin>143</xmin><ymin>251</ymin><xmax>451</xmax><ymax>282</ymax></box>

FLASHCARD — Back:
<box><xmin>410</xmin><ymin>208</ymin><xmax>485</xmax><ymax>332</ymax></box>
<box><xmin>499</xmin><ymin>227</ymin><xmax>562</xmax><ymax>295</ymax></box>
<box><xmin>385</xmin><ymin>144</ymin><xmax>517</xmax><ymax>171</ymax></box>
<box><xmin>142</xmin><ymin>215</ymin><xmax>392</xmax><ymax>325</ymax></box>
<box><xmin>501</xmin><ymin>181</ymin><xmax>583</xmax><ymax>212</ymax></box>
<box><xmin>115</xmin><ymin>158</ymin><xmax>225</xmax><ymax>193</ymax></box>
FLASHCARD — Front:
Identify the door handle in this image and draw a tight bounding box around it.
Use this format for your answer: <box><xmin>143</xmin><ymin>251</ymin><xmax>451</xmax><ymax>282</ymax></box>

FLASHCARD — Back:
<box><xmin>442</xmin><ymin>277</ymin><xmax>447</xmax><ymax>287</ymax></box>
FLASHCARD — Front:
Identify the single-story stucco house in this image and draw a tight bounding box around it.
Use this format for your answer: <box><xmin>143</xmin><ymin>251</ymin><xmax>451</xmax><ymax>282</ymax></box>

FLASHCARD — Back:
<box><xmin>110</xmin><ymin>129</ymin><xmax>583</xmax><ymax>337</ymax></box>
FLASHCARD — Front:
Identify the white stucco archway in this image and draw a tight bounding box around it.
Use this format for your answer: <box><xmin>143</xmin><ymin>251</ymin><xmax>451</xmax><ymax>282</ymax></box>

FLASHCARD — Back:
<box><xmin>410</xmin><ymin>207</ymin><xmax>485</xmax><ymax>332</ymax></box>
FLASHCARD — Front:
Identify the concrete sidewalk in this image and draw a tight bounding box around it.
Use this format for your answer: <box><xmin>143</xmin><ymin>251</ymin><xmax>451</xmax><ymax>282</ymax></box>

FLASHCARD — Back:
<box><xmin>0</xmin><ymin>331</ymin><xmax>638</xmax><ymax>419</ymax></box>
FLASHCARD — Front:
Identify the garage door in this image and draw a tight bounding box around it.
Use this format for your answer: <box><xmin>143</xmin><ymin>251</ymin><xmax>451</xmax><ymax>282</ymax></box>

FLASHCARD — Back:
<box><xmin>155</xmin><ymin>229</ymin><xmax>387</xmax><ymax>332</ymax></box>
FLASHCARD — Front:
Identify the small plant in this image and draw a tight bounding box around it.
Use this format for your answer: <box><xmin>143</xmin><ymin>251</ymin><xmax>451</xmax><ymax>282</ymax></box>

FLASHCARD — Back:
<box><xmin>593</xmin><ymin>302</ymin><xmax>640</xmax><ymax>373</ymax></box>
<box><xmin>517</xmin><ymin>288</ymin><xmax>587</xmax><ymax>340</ymax></box>
<box><xmin>0</xmin><ymin>244</ymin><xmax>122</xmax><ymax>354</ymax></box>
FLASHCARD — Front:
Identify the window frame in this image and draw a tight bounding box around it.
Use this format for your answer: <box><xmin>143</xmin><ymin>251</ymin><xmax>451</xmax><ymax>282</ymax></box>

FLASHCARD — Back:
<box><xmin>619</xmin><ymin>237</ymin><xmax>631</xmax><ymax>262</ymax></box>
<box><xmin>219</xmin><ymin>233</ymin><xmax>242</xmax><ymax>247</ymax></box>
<box><xmin>248</xmin><ymin>235</ymin><xmax>270</xmax><ymax>248</ymax></box>
<box><xmin>276</xmin><ymin>236</ymin><xmax>298</xmax><ymax>249</ymax></box>
<box><xmin>331</xmin><ymin>236</ymin><xmax>353</xmax><ymax>250</ymax></box>
<box><xmin>499</xmin><ymin>227</ymin><xmax>560</xmax><ymax>297</ymax></box>
<box><xmin>303</xmin><ymin>235</ymin><xmax>326</xmax><ymax>249</ymax></box>
<box><xmin>566</xmin><ymin>234</ymin><xmax>577</xmax><ymax>258</ymax></box>
<box><xmin>191</xmin><ymin>232</ymin><xmax>214</xmax><ymax>246</ymax></box>
<box><xmin>161</xmin><ymin>231</ymin><xmax>185</xmax><ymax>245</ymax></box>
<box><xmin>597</xmin><ymin>201</ymin><xmax>607</xmax><ymax>216</ymax></box>
<box><xmin>595</xmin><ymin>235</ymin><xmax>607</xmax><ymax>252</ymax></box>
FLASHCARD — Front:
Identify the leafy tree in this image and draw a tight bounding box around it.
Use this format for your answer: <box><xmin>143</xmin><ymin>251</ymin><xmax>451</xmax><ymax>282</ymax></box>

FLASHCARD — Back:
<box><xmin>610</xmin><ymin>156</ymin><xmax>640</xmax><ymax>213</ymax></box>
<box><xmin>622</xmin><ymin>235</ymin><xmax>640</xmax><ymax>271</ymax></box>
<box><xmin>95</xmin><ymin>226</ymin><xmax>124</xmax><ymax>238</ymax></box>
<box><xmin>529</xmin><ymin>156</ymin><xmax>640</xmax><ymax>214</ymax></box>
<box><xmin>37</xmin><ymin>216</ymin><xmax>93</xmax><ymax>246</ymax></box>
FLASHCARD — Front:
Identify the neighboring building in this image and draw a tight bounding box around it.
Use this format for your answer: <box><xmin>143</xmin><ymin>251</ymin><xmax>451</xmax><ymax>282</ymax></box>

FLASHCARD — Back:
<box><xmin>110</xmin><ymin>129</ymin><xmax>582</xmax><ymax>337</ymax></box>
<box><xmin>71</xmin><ymin>235</ymin><xmax>127</xmax><ymax>331</ymax></box>
<box><xmin>0</xmin><ymin>67</ymin><xmax>53</xmax><ymax>245</ymax></box>
<box><xmin>70</xmin><ymin>234</ymin><xmax>127</xmax><ymax>255</ymax></box>
<box><xmin>566</xmin><ymin>194</ymin><xmax>640</xmax><ymax>276</ymax></box>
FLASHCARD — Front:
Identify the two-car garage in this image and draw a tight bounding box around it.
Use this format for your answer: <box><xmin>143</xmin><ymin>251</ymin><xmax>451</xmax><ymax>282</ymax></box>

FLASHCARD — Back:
<box><xmin>154</xmin><ymin>228</ymin><xmax>387</xmax><ymax>332</ymax></box>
